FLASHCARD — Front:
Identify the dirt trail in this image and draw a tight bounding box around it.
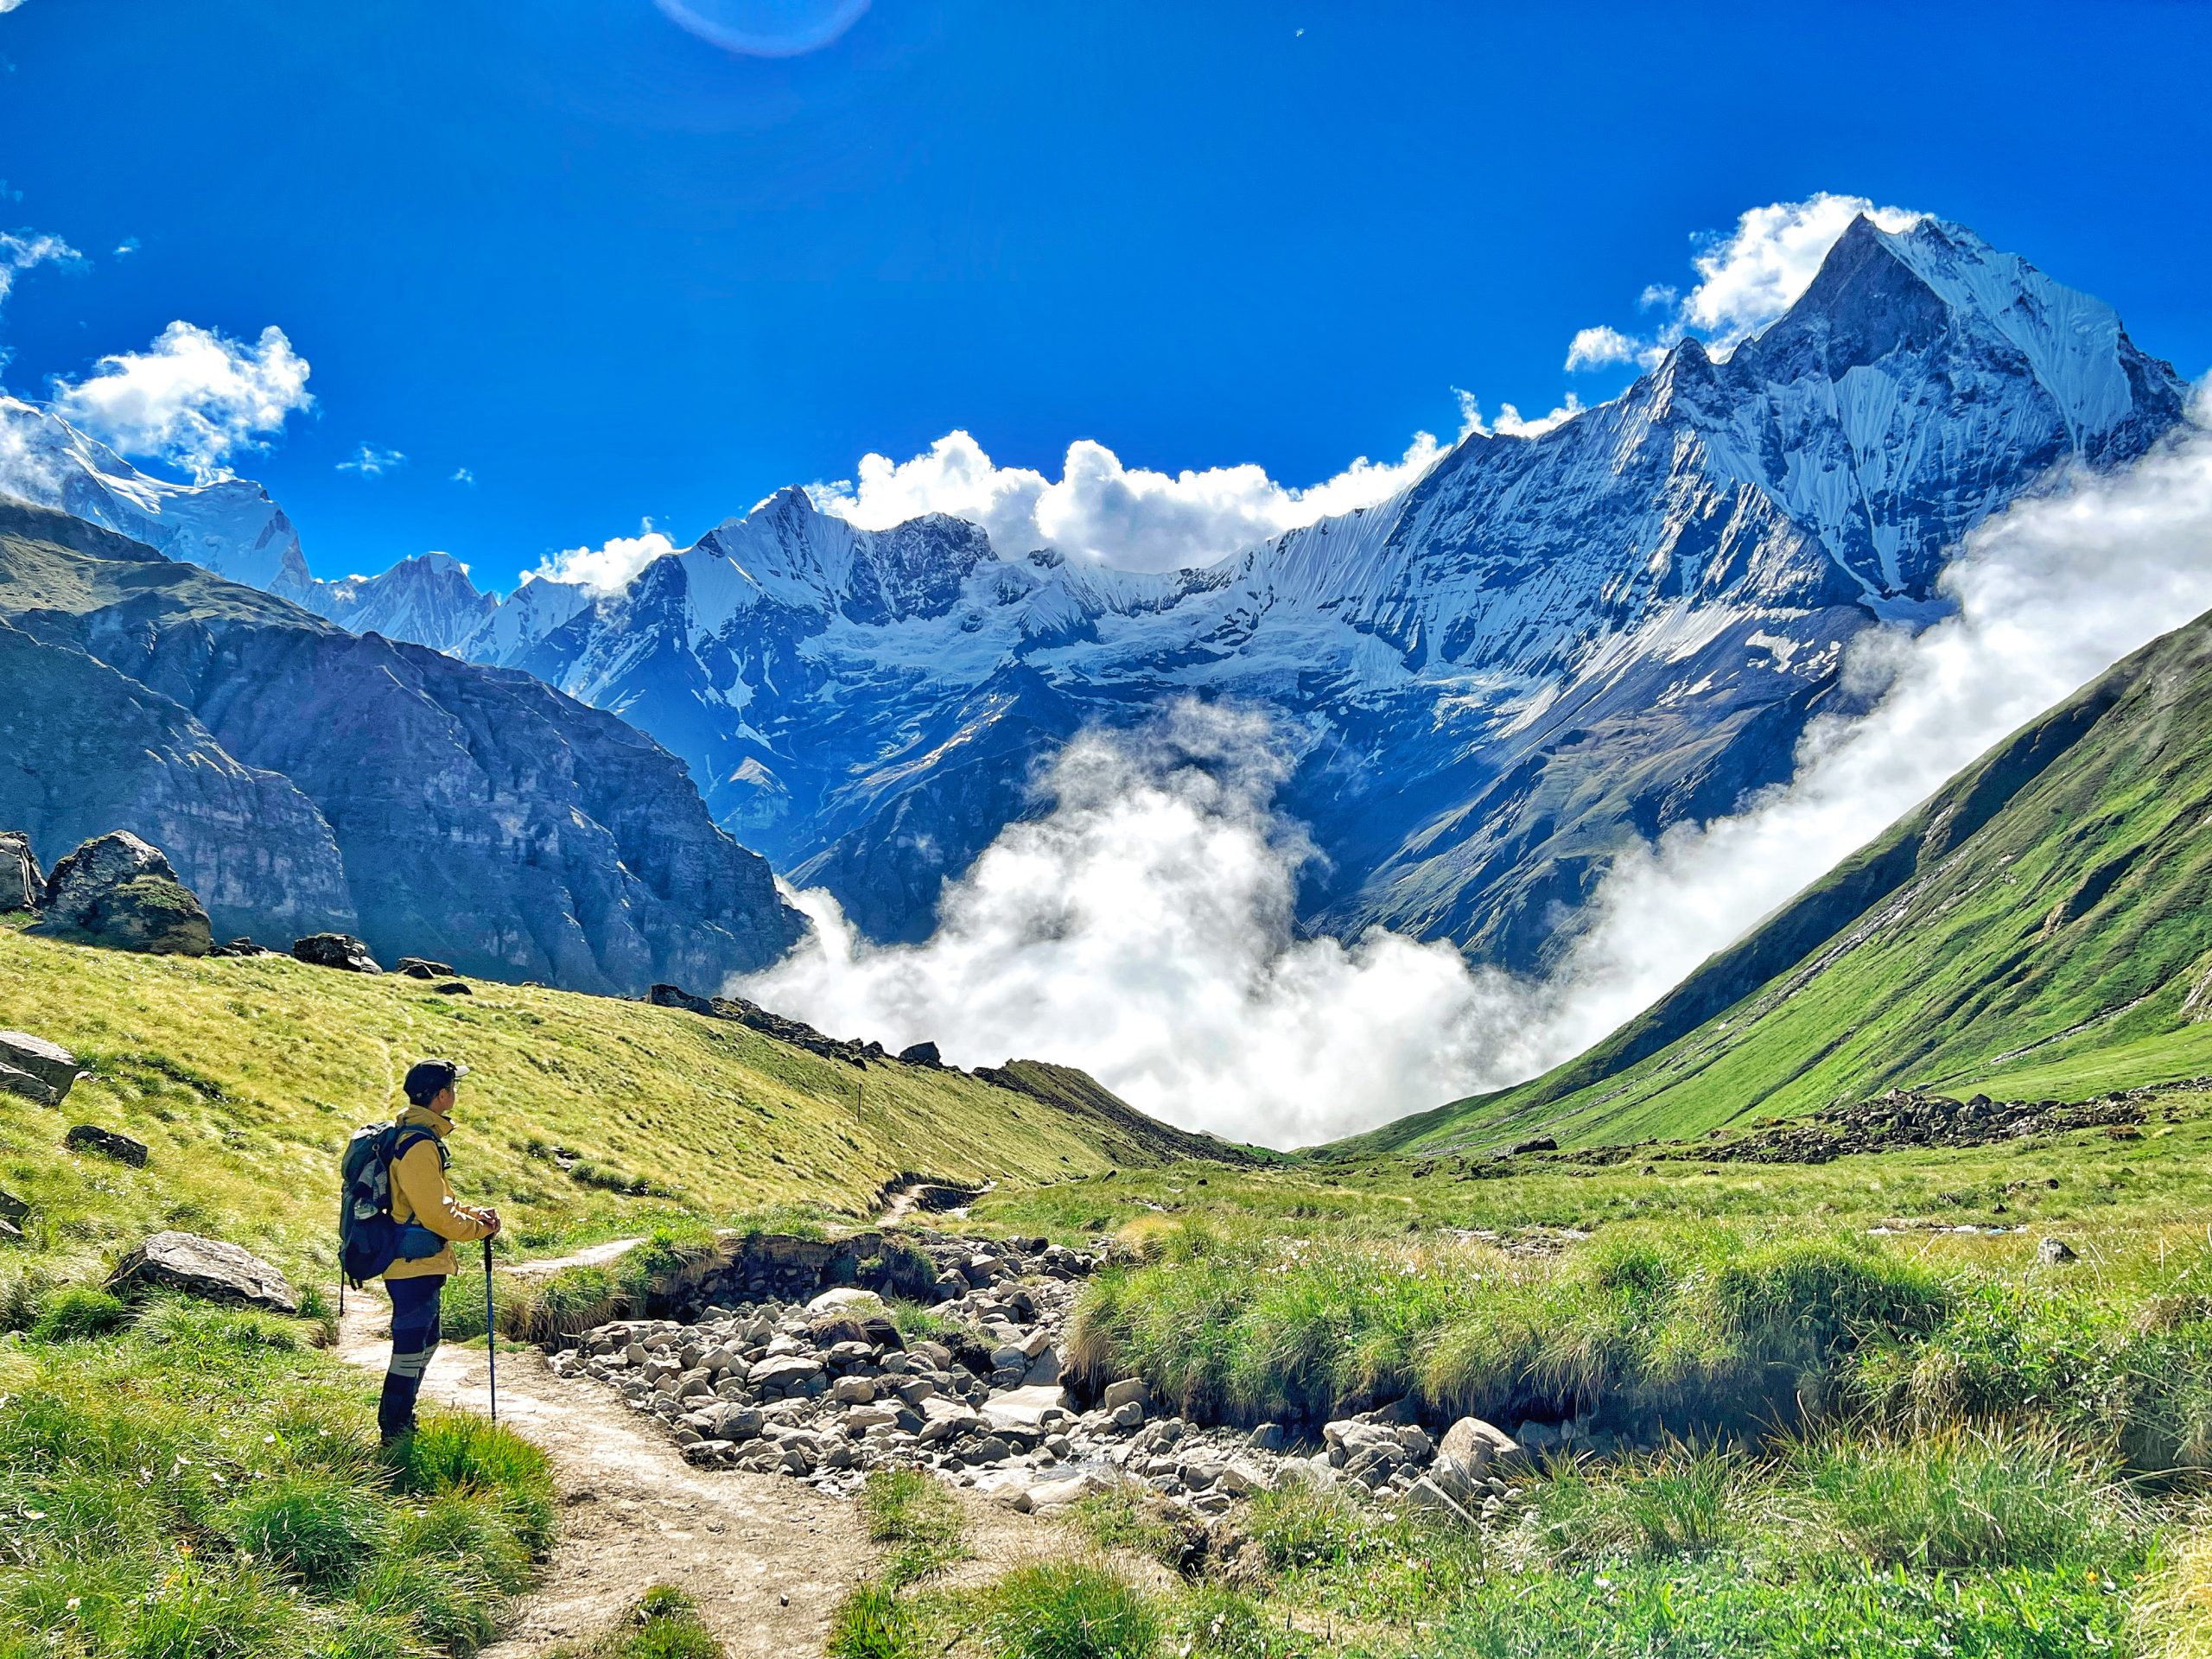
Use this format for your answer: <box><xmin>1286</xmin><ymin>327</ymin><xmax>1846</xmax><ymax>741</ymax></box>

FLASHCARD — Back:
<box><xmin>503</xmin><ymin>1237</ymin><xmax>645</xmax><ymax>1280</ymax></box>
<box><xmin>335</xmin><ymin>1288</ymin><xmax>1048</xmax><ymax>1656</ymax></box>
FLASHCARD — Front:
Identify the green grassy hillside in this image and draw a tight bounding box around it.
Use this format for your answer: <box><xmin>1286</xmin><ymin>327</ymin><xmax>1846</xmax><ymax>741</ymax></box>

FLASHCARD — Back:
<box><xmin>0</xmin><ymin>924</ymin><xmax>1207</xmax><ymax>1292</ymax></box>
<box><xmin>1347</xmin><ymin>607</ymin><xmax>2212</xmax><ymax>1155</ymax></box>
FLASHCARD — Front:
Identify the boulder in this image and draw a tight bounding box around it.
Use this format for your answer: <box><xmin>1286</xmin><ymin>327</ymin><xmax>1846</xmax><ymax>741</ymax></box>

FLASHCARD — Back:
<box><xmin>395</xmin><ymin>957</ymin><xmax>456</xmax><ymax>979</ymax></box>
<box><xmin>432</xmin><ymin>982</ymin><xmax>473</xmax><ymax>995</ymax></box>
<box><xmin>292</xmin><ymin>933</ymin><xmax>383</xmax><ymax>974</ymax></box>
<box><xmin>208</xmin><ymin>938</ymin><xmax>276</xmax><ymax>958</ymax></box>
<box><xmin>1026</xmin><ymin>1468</ymin><xmax>1116</xmax><ymax>1510</ymax></box>
<box><xmin>2037</xmin><ymin>1236</ymin><xmax>2079</xmax><ymax>1266</ymax></box>
<box><xmin>34</xmin><ymin>832</ymin><xmax>213</xmax><ymax>957</ymax></box>
<box><xmin>0</xmin><ymin>1187</ymin><xmax>27</xmax><ymax>1223</ymax></box>
<box><xmin>66</xmin><ymin>1124</ymin><xmax>149</xmax><ymax>1167</ymax></box>
<box><xmin>896</xmin><ymin>1041</ymin><xmax>943</xmax><ymax>1066</ymax></box>
<box><xmin>806</xmin><ymin>1287</ymin><xmax>886</xmax><ymax>1317</ymax></box>
<box><xmin>0</xmin><ymin>1032</ymin><xmax>80</xmax><ymax>1101</ymax></box>
<box><xmin>1102</xmin><ymin>1377</ymin><xmax>1151</xmax><ymax>1413</ymax></box>
<box><xmin>0</xmin><ymin>830</ymin><xmax>41</xmax><ymax>912</ymax></box>
<box><xmin>1510</xmin><ymin>1135</ymin><xmax>1558</xmax><ymax>1155</ymax></box>
<box><xmin>0</xmin><ymin>1063</ymin><xmax>59</xmax><ymax>1108</ymax></box>
<box><xmin>1439</xmin><ymin>1415</ymin><xmax>1525</xmax><ymax>1478</ymax></box>
<box><xmin>1402</xmin><ymin>1475</ymin><xmax>1477</xmax><ymax>1527</ymax></box>
<box><xmin>981</xmin><ymin>1384</ymin><xmax>1072</xmax><ymax>1429</ymax></box>
<box><xmin>106</xmin><ymin>1230</ymin><xmax>297</xmax><ymax>1313</ymax></box>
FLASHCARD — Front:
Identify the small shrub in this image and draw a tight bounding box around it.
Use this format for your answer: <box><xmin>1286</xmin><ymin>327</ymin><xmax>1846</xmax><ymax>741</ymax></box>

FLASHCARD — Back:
<box><xmin>29</xmin><ymin>1286</ymin><xmax>129</xmax><ymax>1342</ymax></box>
<box><xmin>983</xmin><ymin>1563</ymin><xmax>1159</xmax><ymax>1659</ymax></box>
<box><xmin>826</xmin><ymin>1581</ymin><xmax>916</xmax><ymax>1659</ymax></box>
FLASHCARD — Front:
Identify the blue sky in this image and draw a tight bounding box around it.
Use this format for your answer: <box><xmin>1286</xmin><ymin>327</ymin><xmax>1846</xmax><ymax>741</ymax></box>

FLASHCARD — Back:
<box><xmin>0</xmin><ymin>0</ymin><xmax>2207</xmax><ymax>588</ymax></box>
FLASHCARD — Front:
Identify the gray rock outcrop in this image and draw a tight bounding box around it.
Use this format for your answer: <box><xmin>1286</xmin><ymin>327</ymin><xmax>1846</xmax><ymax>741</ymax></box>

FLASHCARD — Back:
<box><xmin>33</xmin><ymin>831</ymin><xmax>213</xmax><ymax>957</ymax></box>
<box><xmin>105</xmin><ymin>1230</ymin><xmax>298</xmax><ymax>1313</ymax></box>
<box><xmin>293</xmin><ymin>933</ymin><xmax>383</xmax><ymax>974</ymax></box>
<box><xmin>0</xmin><ymin>830</ymin><xmax>40</xmax><ymax>912</ymax></box>
<box><xmin>0</xmin><ymin>1032</ymin><xmax>79</xmax><ymax>1105</ymax></box>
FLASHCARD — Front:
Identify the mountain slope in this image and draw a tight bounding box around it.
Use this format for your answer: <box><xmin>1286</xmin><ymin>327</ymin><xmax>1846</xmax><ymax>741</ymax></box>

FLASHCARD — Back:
<box><xmin>0</xmin><ymin>499</ymin><xmax>802</xmax><ymax>993</ymax></box>
<box><xmin>0</xmin><ymin>922</ymin><xmax>1230</xmax><ymax>1293</ymax></box>
<box><xmin>460</xmin><ymin>215</ymin><xmax>2186</xmax><ymax>967</ymax></box>
<box><xmin>1344</xmin><ymin>604</ymin><xmax>2212</xmax><ymax>1155</ymax></box>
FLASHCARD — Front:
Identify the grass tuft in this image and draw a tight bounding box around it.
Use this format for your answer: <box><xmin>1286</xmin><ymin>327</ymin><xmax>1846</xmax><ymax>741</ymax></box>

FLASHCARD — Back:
<box><xmin>982</xmin><ymin>1563</ymin><xmax>1159</xmax><ymax>1659</ymax></box>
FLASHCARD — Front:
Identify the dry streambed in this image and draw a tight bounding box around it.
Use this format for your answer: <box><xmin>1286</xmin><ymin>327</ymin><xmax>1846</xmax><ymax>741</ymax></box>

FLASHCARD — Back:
<box><xmin>547</xmin><ymin>1230</ymin><xmax>1586</xmax><ymax>1532</ymax></box>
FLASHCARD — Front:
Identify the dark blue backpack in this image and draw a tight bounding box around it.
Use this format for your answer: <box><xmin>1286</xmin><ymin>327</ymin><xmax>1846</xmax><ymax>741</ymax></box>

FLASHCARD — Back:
<box><xmin>338</xmin><ymin>1122</ymin><xmax>440</xmax><ymax>1287</ymax></box>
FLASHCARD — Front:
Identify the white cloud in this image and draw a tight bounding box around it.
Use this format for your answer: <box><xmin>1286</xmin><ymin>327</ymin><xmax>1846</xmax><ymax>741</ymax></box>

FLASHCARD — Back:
<box><xmin>811</xmin><ymin>408</ymin><xmax>1483</xmax><ymax>574</ymax></box>
<box><xmin>0</xmin><ymin>3</ymin><xmax>29</xmax><ymax>16</ymax></box>
<box><xmin>1567</xmin><ymin>193</ymin><xmax>1925</xmax><ymax>375</ymax></box>
<box><xmin>337</xmin><ymin>442</ymin><xmax>405</xmax><ymax>476</ymax></box>
<box><xmin>113</xmin><ymin>236</ymin><xmax>140</xmax><ymax>257</ymax></box>
<box><xmin>48</xmin><ymin>320</ymin><xmax>312</xmax><ymax>482</ymax></box>
<box><xmin>1564</xmin><ymin>326</ymin><xmax>1644</xmax><ymax>372</ymax></box>
<box><xmin>0</xmin><ymin>226</ymin><xmax>82</xmax><ymax>307</ymax></box>
<box><xmin>742</xmin><ymin>400</ymin><xmax>2212</xmax><ymax>1144</ymax></box>
<box><xmin>1488</xmin><ymin>394</ymin><xmax>1585</xmax><ymax>439</ymax></box>
<box><xmin>1681</xmin><ymin>193</ymin><xmax>1923</xmax><ymax>340</ymax></box>
<box><xmin>529</xmin><ymin>524</ymin><xmax>678</xmax><ymax>595</ymax></box>
<box><xmin>451</xmin><ymin>466</ymin><xmax>475</xmax><ymax>486</ymax></box>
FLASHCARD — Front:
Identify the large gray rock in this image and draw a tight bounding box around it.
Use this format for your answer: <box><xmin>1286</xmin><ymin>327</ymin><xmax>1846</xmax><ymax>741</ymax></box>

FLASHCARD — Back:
<box><xmin>1439</xmin><ymin>1415</ymin><xmax>1525</xmax><ymax>1478</ymax></box>
<box><xmin>33</xmin><ymin>831</ymin><xmax>213</xmax><ymax>957</ymax></box>
<box><xmin>105</xmin><ymin>1230</ymin><xmax>297</xmax><ymax>1313</ymax></box>
<box><xmin>0</xmin><ymin>1062</ymin><xmax>59</xmax><ymax>1107</ymax></box>
<box><xmin>0</xmin><ymin>831</ymin><xmax>40</xmax><ymax>912</ymax></box>
<box><xmin>292</xmin><ymin>932</ymin><xmax>383</xmax><ymax>974</ymax></box>
<box><xmin>0</xmin><ymin>1032</ymin><xmax>79</xmax><ymax>1101</ymax></box>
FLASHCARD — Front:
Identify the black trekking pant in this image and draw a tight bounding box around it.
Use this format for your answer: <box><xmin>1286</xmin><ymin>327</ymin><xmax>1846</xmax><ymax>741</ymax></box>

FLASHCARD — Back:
<box><xmin>378</xmin><ymin>1274</ymin><xmax>445</xmax><ymax>1442</ymax></box>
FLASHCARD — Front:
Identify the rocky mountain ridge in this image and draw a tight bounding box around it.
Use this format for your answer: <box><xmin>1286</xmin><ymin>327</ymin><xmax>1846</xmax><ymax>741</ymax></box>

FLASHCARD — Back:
<box><xmin>7</xmin><ymin>216</ymin><xmax>2190</xmax><ymax>976</ymax></box>
<box><xmin>0</xmin><ymin>499</ymin><xmax>803</xmax><ymax>995</ymax></box>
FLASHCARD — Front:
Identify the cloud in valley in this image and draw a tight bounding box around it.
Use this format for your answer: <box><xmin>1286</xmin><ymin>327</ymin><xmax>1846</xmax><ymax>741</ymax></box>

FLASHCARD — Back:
<box><xmin>1566</xmin><ymin>192</ymin><xmax>1924</xmax><ymax>372</ymax></box>
<box><xmin>49</xmin><ymin>320</ymin><xmax>312</xmax><ymax>482</ymax></box>
<box><xmin>746</xmin><ymin>400</ymin><xmax>2212</xmax><ymax>1144</ymax></box>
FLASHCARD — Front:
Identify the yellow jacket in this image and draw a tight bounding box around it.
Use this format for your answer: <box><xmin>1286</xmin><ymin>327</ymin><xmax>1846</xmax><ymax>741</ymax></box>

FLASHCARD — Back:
<box><xmin>384</xmin><ymin>1103</ymin><xmax>492</xmax><ymax>1281</ymax></box>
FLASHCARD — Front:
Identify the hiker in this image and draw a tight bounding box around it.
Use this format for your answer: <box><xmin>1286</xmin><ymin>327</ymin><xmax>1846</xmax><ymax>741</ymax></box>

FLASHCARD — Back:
<box><xmin>378</xmin><ymin>1058</ymin><xmax>499</xmax><ymax>1446</ymax></box>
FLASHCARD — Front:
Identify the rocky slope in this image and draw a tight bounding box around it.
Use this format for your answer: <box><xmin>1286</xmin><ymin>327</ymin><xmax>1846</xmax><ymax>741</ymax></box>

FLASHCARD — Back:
<box><xmin>0</xmin><ymin>500</ymin><xmax>802</xmax><ymax>993</ymax></box>
<box><xmin>6</xmin><ymin>217</ymin><xmax>2189</xmax><ymax>976</ymax></box>
<box><xmin>1340</xmin><ymin>603</ymin><xmax>2212</xmax><ymax>1154</ymax></box>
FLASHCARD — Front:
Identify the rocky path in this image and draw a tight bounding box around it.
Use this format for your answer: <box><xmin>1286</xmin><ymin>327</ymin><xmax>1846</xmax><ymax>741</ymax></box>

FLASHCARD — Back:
<box><xmin>338</xmin><ymin>1289</ymin><xmax>872</xmax><ymax>1656</ymax></box>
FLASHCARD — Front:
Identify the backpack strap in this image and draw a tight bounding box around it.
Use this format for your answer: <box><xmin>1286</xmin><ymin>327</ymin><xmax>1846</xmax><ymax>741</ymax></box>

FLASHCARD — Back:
<box><xmin>390</xmin><ymin>1123</ymin><xmax>448</xmax><ymax>1172</ymax></box>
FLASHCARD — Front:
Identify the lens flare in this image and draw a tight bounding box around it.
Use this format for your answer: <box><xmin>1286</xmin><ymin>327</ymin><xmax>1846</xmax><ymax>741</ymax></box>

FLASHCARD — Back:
<box><xmin>653</xmin><ymin>0</ymin><xmax>872</xmax><ymax>57</ymax></box>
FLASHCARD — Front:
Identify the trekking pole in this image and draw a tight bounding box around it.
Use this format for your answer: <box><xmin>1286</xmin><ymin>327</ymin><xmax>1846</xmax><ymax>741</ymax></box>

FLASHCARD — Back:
<box><xmin>483</xmin><ymin>1236</ymin><xmax>498</xmax><ymax>1424</ymax></box>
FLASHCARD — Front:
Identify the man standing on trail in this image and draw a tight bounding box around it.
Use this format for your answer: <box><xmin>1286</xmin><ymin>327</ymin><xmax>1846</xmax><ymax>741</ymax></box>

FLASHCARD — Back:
<box><xmin>379</xmin><ymin>1058</ymin><xmax>500</xmax><ymax>1447</ymax></box>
